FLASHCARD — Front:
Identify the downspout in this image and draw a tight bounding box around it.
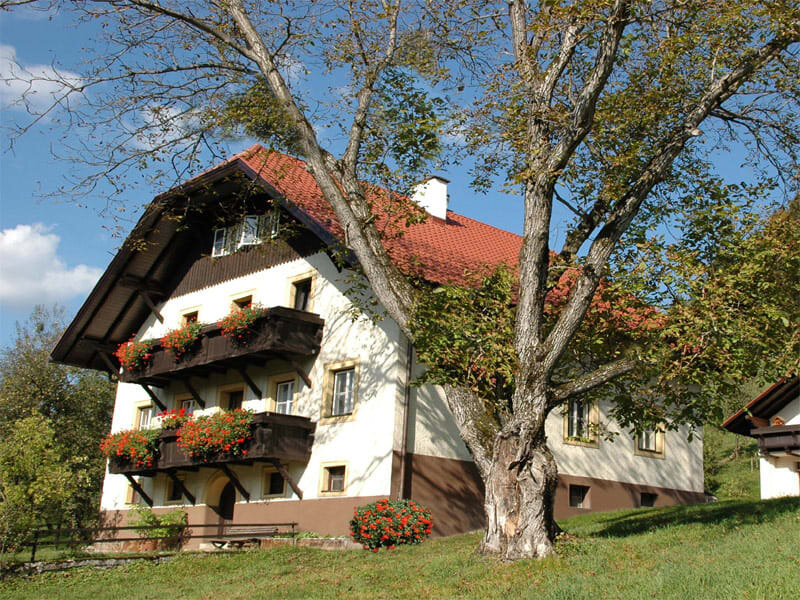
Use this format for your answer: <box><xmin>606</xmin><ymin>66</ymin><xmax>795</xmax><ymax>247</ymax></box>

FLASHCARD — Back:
<box><xmin>397</xmin><ymin>336</ymin><xmax>413</xmax><ymax>500</ymax></box>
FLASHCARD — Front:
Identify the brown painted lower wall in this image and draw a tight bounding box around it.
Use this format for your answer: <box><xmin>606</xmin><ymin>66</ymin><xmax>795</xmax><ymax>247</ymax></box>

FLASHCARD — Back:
<box><xmin>100</xmin><ymin>456</ymin><xmax>706</xmax><ymax>550</ymax></box>
<box><xmin>390</xmin><ymin>451</ymin><xmax>706</xmax><ymax>534</ymax></box>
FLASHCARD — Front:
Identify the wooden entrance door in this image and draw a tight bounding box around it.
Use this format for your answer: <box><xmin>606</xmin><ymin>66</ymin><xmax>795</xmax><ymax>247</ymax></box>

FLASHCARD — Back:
<box><xmin>218</xmin><ymin>481</ymin><xmax>236</xmax><ymax>535</ymax></box>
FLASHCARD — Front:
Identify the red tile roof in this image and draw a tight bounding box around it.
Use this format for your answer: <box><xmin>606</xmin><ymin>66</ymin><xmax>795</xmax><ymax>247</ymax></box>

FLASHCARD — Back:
<box><xmin>228</xmin><ymin>145</ymin><xmax>522</xmax><ymax>285</ymax></box>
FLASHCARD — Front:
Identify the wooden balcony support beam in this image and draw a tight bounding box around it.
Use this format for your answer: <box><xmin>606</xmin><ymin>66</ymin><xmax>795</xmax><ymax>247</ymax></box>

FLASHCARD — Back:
<box><xmin>289</xmin><ymin>359</ymin><xmax>312</xmax><ymax>389</ymax></box>
<box><xmin>238</xmin><ymin>367</ymin><xmax>262</xmax><ymax>398</ymax></box>
<box><xmin>138</xmin><ymin>290</ymin><xmax>164</xmax><ymax>323</ymax></box>
<box><xmin>123</xmin><ymin>474</ymin><xmax>153</xmax><ymax>507</ymax></box>
<box><xmin>219</xmin><ymin>465</ymin><xmax>250</xmax><ymax>501</ymax></box>
<box><xmin>270</xmin><ymin>459</ymin><xmax>303</xmax><ymax>500</ymax></box>
<box><xmin>182</xmin><ymin>379</ymin><xmax>206</xmax><ymax>409</ymax></box>
<box><xmin>140</xmin><ymin>384</ymin><xmax>167</xmax><ymax>412</ymax></box>
<box><xmin>97</xmin><ymin>351</ymin><xmax>119</xmax><ymax>375</ymax></box>
<box><xmin>166</xmin><ymin>471</ymin><xmax>196</xmax><ymax>505</ymax></box>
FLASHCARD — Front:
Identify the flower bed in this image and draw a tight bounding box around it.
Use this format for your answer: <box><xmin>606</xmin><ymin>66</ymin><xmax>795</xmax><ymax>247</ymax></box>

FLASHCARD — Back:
<box><xmin>161</xmin><ymin>321</ymin><xmax>204</xmax><ymax>359</ymax></box>
<box><xmin>114</xmin><ymin>337</ymin><xmax>155</xmax><ymax>371</ymax></box>
<box><xmin>158</xmin><ymin>408</ymin><xmax>191</xmax><ymax>430</ymax></box>
<box><xmin>218</xmin><ymin>303</ymin><xmax>267</xmax><ymax>343</ymax></box>
<box><xmin>100</xmin><ymin>428</ymin><xmax>161</xmax><ymax>469</ymax></box>
<box><xmin>176</xmin><ymin>409</ymin><xmax>254</xmax><ymax>460</ymax></box>
<box><xmin>350</xmin><ymin>498</ymin><xmax>434</xmax><ymax>551</ymax></box>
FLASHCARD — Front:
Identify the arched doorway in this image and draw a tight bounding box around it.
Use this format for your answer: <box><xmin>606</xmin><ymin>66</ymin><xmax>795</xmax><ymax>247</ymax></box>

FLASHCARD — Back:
<box><xmin>217</xmin><ymin>481</ymin><xmax>236</xmax><ymax>536</ymax></box>
<box><xmin>219</xmin><ymin>481</ymin><xmax>236</xmax><ymax>521</ymax></box>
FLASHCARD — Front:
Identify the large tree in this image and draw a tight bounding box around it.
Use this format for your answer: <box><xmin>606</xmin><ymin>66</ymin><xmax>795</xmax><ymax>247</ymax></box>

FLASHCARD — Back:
<box><xmin>0</xmin><ymin>306</ymin><xmax>116</xmax><ymax>534</ymax></box>
<box><xmin>3</xmin><ymin>1</ymin><xmax>798</xmax><ymax>560</ymax></box>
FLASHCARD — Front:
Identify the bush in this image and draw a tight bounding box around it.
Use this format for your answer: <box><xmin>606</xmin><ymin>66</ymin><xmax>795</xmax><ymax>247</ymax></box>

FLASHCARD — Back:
<box><xmin>350</xmin><ymin>498</ymin><xmax>433</xmax><ymax>551</ymax></box>
<box><xmin>129</xmin><ymin>506</ymin><xmax>187</xmax><ymax>543</ymax></box>
<box><xmin>176</xmin><ymin>409</ymin><xmax>253</xmax><ymax>460</ymax></box>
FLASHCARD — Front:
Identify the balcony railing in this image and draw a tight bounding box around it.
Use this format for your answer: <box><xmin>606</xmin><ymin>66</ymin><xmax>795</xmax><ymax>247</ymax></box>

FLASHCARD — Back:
<box><xmin>750</xmin><ymin>423</ymin><xmax>800</xmax><ymax>455</ymax></box>
<box><xmin>119</xmin><ymin>307</ymin><xmax>324</xmax><ymax>386</ymax></box>
<box><xmin>108</xmin><ymin>411</ymin><xmax>316</xmax><ymax>476</ymax></box>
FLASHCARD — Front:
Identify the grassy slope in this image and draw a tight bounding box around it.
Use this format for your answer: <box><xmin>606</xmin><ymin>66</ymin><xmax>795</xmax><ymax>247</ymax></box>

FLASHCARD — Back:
<box><xmin>703</xmin><ymin>424</ymin><xmax>760</xmax><ymax>501</ymax></box>
<box><xmin>5</xmin><ymin>497</ymin><xmax>799</xmax><ymax>600</ymax></box>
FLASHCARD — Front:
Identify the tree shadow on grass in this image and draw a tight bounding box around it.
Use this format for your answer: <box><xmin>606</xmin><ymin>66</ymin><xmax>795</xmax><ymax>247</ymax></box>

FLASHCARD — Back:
<box><xmin>578</xmin><ymin>496</ymin><xmax>800</xmax><ymax>539</ymax></box>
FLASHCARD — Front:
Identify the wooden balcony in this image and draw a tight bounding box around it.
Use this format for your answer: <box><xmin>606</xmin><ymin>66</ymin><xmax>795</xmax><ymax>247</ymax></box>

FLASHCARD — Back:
<box><xmin>108</xmin><ymin>411</ymin><xmax>316</xmax><ymax>477</ymax></box>
<box><xmin>119</xmin><ymin>307</ymin><xmax>324</xmax><ymax>386</ymax></box>
<box><xmin>751</xmin><ymin>423</ymin><xmax>800</xmax><ymax>456</ymax></box>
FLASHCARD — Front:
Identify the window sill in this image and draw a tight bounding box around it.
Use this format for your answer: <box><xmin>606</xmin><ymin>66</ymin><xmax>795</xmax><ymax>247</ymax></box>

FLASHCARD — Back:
<box><xmin>634</xmin><ymin>448</ymin><xmax>665</xmax><ymax>459</ymax></box>
<box><xmin>563</xmin><ymin>437</ymin><xmax>599</xmax><ymax>449</ymax></box>
<box><xmin>319</xmin><ymin>412</ymin><xmax>355</xmax><ymax>425</ymax></box>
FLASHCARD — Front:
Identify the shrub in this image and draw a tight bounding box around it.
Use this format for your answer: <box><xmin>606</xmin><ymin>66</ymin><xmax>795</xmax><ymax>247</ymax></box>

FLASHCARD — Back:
<box><xmin>350</xmin><ymin>498</ymin><xmax>433</xmax><ymax>551</ymax></box>
<box><xmin>176</xmin><ymin>409</ymin><xmax>253</xmax><ymax>460</ymax></box>
<box><xmin>100</xmin><ymin>428</ymin><xmax>160</xmax><ymax>469</ymax></box>
<box><xmin>130</xmin><ymin>506</ymin><xmax>188</xmax><ymax>540</ymax></box>
<box><xmin>157</xmin><ymin>408</ymin><xmax>191</xmax><ymax>430</ymax></box>
<box><xmin>161</xmin><ymin>321</ymin><xmax>204</xmax><ymax>359</ymax></box>
<box><xmin>114</xmin><ymin>337</ymin><xmax>155</xmax><ymax>371</ymax></box>
<box><xmin>218</xmin><ymin>303</ymin><xmax>266</xmax><ymax>343</ymax></box>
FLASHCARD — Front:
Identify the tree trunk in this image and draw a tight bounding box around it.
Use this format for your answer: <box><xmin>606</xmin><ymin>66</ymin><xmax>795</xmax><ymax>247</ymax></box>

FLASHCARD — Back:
<box><xmin>480</xmin><ymin>427</ymin><xmax>559</xmax><ymax>560</ymax></box>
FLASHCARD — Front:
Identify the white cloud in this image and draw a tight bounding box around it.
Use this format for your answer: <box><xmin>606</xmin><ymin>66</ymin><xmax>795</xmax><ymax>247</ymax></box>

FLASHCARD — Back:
<box><xmin>132</xmin><ymin>104</ymin><xmax>202</xmax><ymax>151</ymax></box>
<box><xmin>0</xmin><ymin>224</ymin><xmax>102</xmax><ymax>309</ymax></box>
<box><xmin>0</xmin><ymin>44</ymin><xmax>82</xmax><ymax>113</ymax></box>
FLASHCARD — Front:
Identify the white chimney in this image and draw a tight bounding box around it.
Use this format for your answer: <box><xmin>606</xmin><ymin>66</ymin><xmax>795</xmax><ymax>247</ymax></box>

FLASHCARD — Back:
<box><xmin>411</xmin><ymin>176</ymin><xmax>449</xmax><ymax>220</ymax></box>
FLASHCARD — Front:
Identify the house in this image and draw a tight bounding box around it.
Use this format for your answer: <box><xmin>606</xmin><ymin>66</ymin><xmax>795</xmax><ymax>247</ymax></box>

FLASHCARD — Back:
<box><xmin>51</xmin><ymin>145</ymin><xmax>705</xmax><ymax>544</ymax></box>
<box><xmin>722</xmin><ymin>377</ymin><xmax>800</xmax><ymax>499</ymax></box>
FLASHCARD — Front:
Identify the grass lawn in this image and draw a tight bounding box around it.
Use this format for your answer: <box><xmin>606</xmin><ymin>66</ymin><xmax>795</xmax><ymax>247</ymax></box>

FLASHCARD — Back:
<box><xmin>4</xmin><ymin>497</ymin><xmax>799</xmax><ymax>600</ymax></box>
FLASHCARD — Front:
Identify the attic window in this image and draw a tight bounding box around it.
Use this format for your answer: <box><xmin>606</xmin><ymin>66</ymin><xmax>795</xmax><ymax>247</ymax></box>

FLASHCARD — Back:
<box><xmin>211</xmin><ymin>213</ymin><xmax>279</xmax><ymax>257</ymax></box>
<box><xmin>212</xmin><ymin>228</ymin><xmax>227</xmax><ymax>257</ymax></box>
<box><xmin>233</xmin><ymin>295</ymin><xmax>252</xmax><ymax>311</ymax></box>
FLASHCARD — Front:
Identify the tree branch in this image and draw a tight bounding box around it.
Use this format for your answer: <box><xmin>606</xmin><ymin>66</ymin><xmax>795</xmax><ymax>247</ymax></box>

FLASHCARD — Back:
<box><xmin>550</xmin><ymin>356</ymin><xmax>637</xmax><ymax>405</ymax></box>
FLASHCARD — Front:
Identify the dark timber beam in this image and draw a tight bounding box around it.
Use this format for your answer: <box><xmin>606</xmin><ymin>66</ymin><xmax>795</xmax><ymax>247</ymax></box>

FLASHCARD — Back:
<box><xmin>138</xmin><ymin>291</ymin><xmax>165</xmax><ymax>323</ymax></box>
<box><xmin>238</xmin><ymin>367</ymin><xmax>262</xmax><ymax>398</ymax></box>
<box><xmin>182</xmin><ymin>379</ymin><xmax>206</xmax><ymax>408</ymax></box>
<box><xmin>219</xmin><ymin>465</ymin><xmax>250</xmax><ymax>501</ymax></box>
<box><xmin>97</xmin><ymin>351</ymin><xmax>119</xmax><ymax>374</ymax></box>
<box><xmin>124</xmin><ymin>474</ymin><xmax>153</xmax><ymax>507</ymax></box>
<box><xmin>84</xmin><ymin>337</ymin><xmax>119</xmax><ymax>354</ymax></box>
<box><xmin>289</xmin><ymin>359</ymin><xmax>313</xmax><ymax>389</ymax></box>
<box><xmin>118</xmin><ymin>275</ymin><xmax>167</xmax><ymax>296</ymax></box>
<box><xmin>270</xmin><ymin>459</ymin><xmax>303</xmax><ymax>500</ymax></box>
<box><xmin>166</xmin><ymin>471</ymin><xmax>196</xmax><ymax>505</ymax></box>
<box><xmin>140</xmin><ymin>384</ymin><xmax>167</xmax><ymax>412</ymax></box>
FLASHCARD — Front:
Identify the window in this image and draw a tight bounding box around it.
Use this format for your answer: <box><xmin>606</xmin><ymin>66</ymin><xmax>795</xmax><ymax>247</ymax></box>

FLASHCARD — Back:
<box><xmin>332</xmin><ymin>369</ymin><xmax>355</xmax><ymax>416</ymax></box>
<box><xmin>239</xmin><ymin>215</ymin><xmax>260</xmax><ymax>247</ymax></box>
<box><xmin>136</xmin><ymin>405</ymin><xmax>153</xmax><ymax>430</ymax></box>
<box><xmin>322</xmin><ymin>359</ymin><xmax>359</xmax><ymax>423</ymax></box>
<box><xmin>569</xmin><ymin>485</ymin><xmax>590</xmax><ymax>509</ymax></box>
<box><xmin>212</xmin><ymin>228</ymin><xmax>227</xmax><ymax>257</ymax></box>
<box><xmin>221</xmin><ymin>388</ymin><xmax>244</xmax><ymax>411</ymax></box>
<box><xmin>640</xmin><ymin>492</ymin><xmax>658</xmax><ymax>507</ymax></box>
<box><xmin>563</xmin><ymin>399</ymin><xmax>598</xmax><ymax>446</ymax></box>
<box><xmin>166</xmin><ymin>477</ymin><xmax>185</xmax><ymax>503</ymax></box>
<box><xmin>126</xmin><ymin>481</ymin><xmax>141</xmax><ymax>505</ymax></box>
<box><xmin>292</xmin><ymin>278</ymin><xmax>312</xmax><ymax>311</ymax></box>
<box><xmin>182</xmin><ymin>311</ymin><xmax>199</xmax><ymax>325</ymax></box>
<box><xmin>634</xmin><ymin>427</ymin><xmax>665</xmax><ymax>458</ymax></box>
<box><xmin>263</xmin><ymin>471</ymin><xmax>286</xmax><ymax>498</ymax></box>
<box><xmin>323</xmin><ymin>465</ymin><xmax>346</xmax><ymax>493</ymax></box>
<box><xmin>180</xmin><ymin>397</ymin><xmax>197</xmax><ymax>416</ymax></box>
<box><xmin>638</xmin><ymin>430</ymin><xmax>657</xmax><ymax>452</ymax></box>
<box><xmin>275</xmin><ymin>380</ymin><xmax>295</xmax><ymax>415</ymax></box>
<box><xmin>233</xmin><ymin>295</ymin><xmax>253</xmax><ymax>311</ymax></box>
<box><xmin>567</xmin><ymin>400</ymin><xmax>590</xmax><ymax>439</ymax></box>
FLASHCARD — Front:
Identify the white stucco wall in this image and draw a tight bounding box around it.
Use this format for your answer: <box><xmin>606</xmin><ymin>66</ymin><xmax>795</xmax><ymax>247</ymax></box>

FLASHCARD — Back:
<box><xmin>408</xmin><ymin>382</ymin><xmax>704</xmax><ymax>494</ymax></box>
<box><xmin>101</xmin><ymin>251</ymin><xmax>403</xmax><ymax>510</ymax></box>
<box><xmin>760</xmin><ymin>456</ymin><xmax>800</xmax><ymax>499</ymax></box>
<box><xmin>777</xmin><ymin>396</ymin><xmax>800</xmax><ymax>426</ymax></box>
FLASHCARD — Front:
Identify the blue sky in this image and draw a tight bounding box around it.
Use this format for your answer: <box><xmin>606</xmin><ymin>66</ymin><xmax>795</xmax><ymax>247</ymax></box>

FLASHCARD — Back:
<box><xmin>0</xmin><ymin>6</ymin><xmax>767</xmax><ymax>350</ymax></box>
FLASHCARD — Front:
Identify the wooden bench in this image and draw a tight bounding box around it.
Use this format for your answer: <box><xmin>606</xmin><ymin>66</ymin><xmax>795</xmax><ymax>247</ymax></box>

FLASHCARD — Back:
<box><xmin>210</xmin><ymin>525</ymin><xmax>280</xmax><ymax>549</ymax></box>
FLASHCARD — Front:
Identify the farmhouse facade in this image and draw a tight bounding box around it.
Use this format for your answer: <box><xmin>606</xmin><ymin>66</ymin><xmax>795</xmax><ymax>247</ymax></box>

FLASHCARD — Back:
<box><xmin>723</xmin><ymin>377</ymin><xmax>800</xmax><ymax>499</ymax></box>
<box><xmin>52</xmin><ymin>146</ymin><xmax>704</xmax><ymax>540</ymax></box>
